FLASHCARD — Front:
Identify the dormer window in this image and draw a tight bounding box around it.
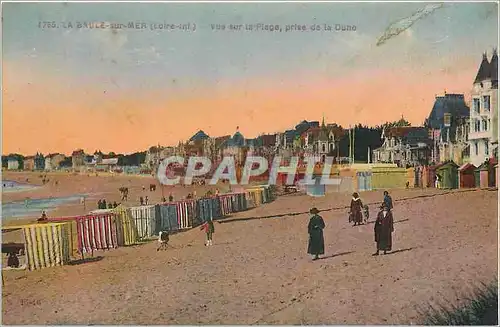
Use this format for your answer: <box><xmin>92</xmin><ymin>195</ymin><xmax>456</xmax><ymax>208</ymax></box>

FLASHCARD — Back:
<box><xmin>482</xmin><ymin>96</ymin><xmax>490</xmax><ymax>111</ymax></box>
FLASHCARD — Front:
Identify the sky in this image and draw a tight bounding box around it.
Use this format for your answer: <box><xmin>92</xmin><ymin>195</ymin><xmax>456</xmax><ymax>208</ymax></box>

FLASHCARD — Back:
<box><xmin>2</xmin><ymin>1</ymin><xmax>498</xmax><ymax>155</ymax></box>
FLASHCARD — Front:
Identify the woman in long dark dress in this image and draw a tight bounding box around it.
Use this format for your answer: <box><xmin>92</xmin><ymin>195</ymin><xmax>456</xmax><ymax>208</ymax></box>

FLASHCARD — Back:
<box><xmin>349</xmin><ymin>192</ymin><xmax>364</xmax><ymax>226</ymax></box>
<box><xmin>373</xmin><ymin>202</ymin><xmax>394</xmax><ymax>255</ymax></box>
<box><xmin>307</xmin><ymin>207</ymin><xmax>325</xmax><ymax>261</ymax></box>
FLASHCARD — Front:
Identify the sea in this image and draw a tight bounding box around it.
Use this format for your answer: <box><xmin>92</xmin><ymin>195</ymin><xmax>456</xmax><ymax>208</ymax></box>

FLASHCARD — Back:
<box><xmin>2</xmin><ymin>181</ymin><xmax>86</xmax><ymax>220</ymax></box>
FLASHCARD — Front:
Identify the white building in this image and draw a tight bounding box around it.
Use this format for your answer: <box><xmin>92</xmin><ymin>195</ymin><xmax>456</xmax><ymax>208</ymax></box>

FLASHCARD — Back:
<box><xmin>7</xmin><ymin>158</ymin><xmax>19</xmax><ymax>170</ymax></box>
<box><xmin>468</xmin><ymin>50</ymin><xmax>498</xmax><ymax>167</ymax></box>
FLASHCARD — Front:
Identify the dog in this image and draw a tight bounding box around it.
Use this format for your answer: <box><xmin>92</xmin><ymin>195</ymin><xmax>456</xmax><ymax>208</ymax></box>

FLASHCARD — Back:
<box><xmin>363</xmin><ymin>205</ymin><xmax>370</xmax><ymax>223</ymax></box>
<box><xmin>157</xmin><ymin>231</ymin><xmax>172</xmax><ymax>251</ymax></box>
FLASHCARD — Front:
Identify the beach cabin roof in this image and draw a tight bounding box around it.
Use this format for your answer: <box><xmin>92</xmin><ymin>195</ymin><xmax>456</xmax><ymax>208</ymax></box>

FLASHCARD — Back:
<box><xmin>459</xmin><ymin>163</ymin><xmax>476</xmax><ymax>171</ymax></box>
<box><xmin>476</xmin><ymin>162</ymin><xmax>490</xmax><ymax>171</ymax></box>
<box><xmin>436</xmin><ymin>161</ymin><xmax>459</xmax><ymax>170</ymax></box>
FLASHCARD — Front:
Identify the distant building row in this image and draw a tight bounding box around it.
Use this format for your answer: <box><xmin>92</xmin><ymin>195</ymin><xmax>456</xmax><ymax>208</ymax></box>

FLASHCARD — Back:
<box><xmin>373</xmin><ymin>49</ymin><xmax>498</xmax><ymax>168</ymax></box>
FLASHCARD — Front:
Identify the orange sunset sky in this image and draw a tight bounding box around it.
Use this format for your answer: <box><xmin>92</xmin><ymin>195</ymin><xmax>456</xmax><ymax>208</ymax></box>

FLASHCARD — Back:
<box><xmin>2</xmin><ymin>2</ymin><xmax>498</xmax><ymax>155</ymax></box>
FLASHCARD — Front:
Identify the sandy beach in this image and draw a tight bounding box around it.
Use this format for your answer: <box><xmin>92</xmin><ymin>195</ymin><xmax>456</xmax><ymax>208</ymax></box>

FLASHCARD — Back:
<box><xmin>2</xmin><ymin>171</ymin><xmax>232</xmax><ymax>226</ymax></box>
<box><xmin>1</xmin><ymin>173</ymin><xmax>497</xmax><ymax>325</ymax></box>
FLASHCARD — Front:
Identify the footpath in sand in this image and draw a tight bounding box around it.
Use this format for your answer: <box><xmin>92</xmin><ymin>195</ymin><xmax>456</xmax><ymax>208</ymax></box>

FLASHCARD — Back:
<box><xmin>2</xmin><ymin>188</ymin><xmax>498</xmax><ymax>324</ymax></box>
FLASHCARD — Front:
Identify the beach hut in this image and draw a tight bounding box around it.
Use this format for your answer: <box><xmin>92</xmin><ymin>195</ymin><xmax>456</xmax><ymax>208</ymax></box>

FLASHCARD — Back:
<box><xmin>306</xmin><ymin>175</ymin><xmax>326</xmax><ymax>197</ymax></box>
<box><xmin>245</xmin><ymin>191</ymin><xmax>257</xmax><ymax>209</ymax></box>
<box><xmin>197</xmin><ymin>197</ymin><xmax>222</xmax><ymax>223</ymax></box>
<box><xmin>496</xmin><ymin>164</ymin><xmax>499</xmax><ymax>188</ymax></box>
<box><xmin>488</xmin><ymin>159</ymin><xmax>497</xmax><ymax>187</ymax></box>
<box><xmin>406</xmin><ymin>167</ymin><xmax>415</xmax><ymax>188</ymax></box>
<box><xmin>174</xmin><ymin>200</ymin><xmax>197</xmax><ymax>229</ymax></box>
<box><xmin>218</xmin><ymin>194</ymin><xmax>235</xmax><ymax>216</ymax></box>
<box><xmin>228</xmin><ymin>192</ymin><xmax>247</xmax><ymax>212</ymax></box>
<box><xmin>458</xmin><ymin>163</ymin><xmax>476</xmax><ymax>188</ymax></box>
<box><xmin>76</xmin><ymin>213</ymin><xmax>119</xmax><ymax>255</ymax></box>
<box><xmin>246</xmin><ymin>188</ymin><xmax>264</xmax><ymax>207</ymax></box>
<box><xmin>157</xmin><ymin>203</ymin><xmax>179</xmax><ymax>233</ymax></box>
<box><xmin>371</xmin><ymin>167</ymin><xmax>408</xmax><ymax>190</ymax></box>
<box><xmin>414</xmin><ymin>166</ymin><xmax>424</xmax><ymax>188</ymax></box>
<box><xmin>356</xmin><ymin>171</ymin><xmax>372</xmax><ymax>192</ymax></box>
<box><xmin>3</xmin><ymin>222</ymin><xmax>73</xmax><ymax>271</ymax></box>
<box><xmin>475</xmin><ymin>163</ymin><xmax>489</xmax><ymax>189</ymax></box>
<box><xmin>111</xmin><ymin>205</ymin><xmax>138</xmax><ymax>246</ymax></box>
<box><xmin>129</xmin><ymin>205</ymin><xmax>160</xmax><ymax>240</ymax></box>
<box><xmin>435</xmin><ymin>161</ymin><xmax>459</xmax><ymax>189</ymax></box>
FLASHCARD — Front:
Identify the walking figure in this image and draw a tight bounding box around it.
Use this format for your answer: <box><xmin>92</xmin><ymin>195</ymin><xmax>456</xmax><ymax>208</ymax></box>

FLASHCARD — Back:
<box><xmin>307</xmin><ymin>207</ymin><xmax>325</xmax><ymax>261</ymax></box>
<box><xmin>349</xmin><ymin>193</ymin><xmax>364</xmax><ymax>226</ymax></box>
<box><xmin>373</xmin><ymin>203</ymin><xmax>394</xmax><ymax>256</ymax></box>
<box><xmin>383</xmin><ymin>191</ymin><xmax>393</xmax><ymax>210</ymax></box>
<box><xmin>200</xmin><ymin>219</ymin><xmax>215</xmax><ymax>246</ymax></box>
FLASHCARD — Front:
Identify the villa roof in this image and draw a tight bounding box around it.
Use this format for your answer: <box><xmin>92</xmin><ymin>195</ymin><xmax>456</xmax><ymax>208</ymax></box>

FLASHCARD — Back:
<box><xmin>189</xmin><ymin>130</ymin><xmax>210</xmax><ymax>142</ymax></box>
<box><xmin>474</xmin><ymin>53</ymin><xmax>491</xmax><ymax>84</ymax></box>
<box><xmin>426</xmin><ymin>94</ymin><xmax>470</xmax><ymax>130</ymax></box>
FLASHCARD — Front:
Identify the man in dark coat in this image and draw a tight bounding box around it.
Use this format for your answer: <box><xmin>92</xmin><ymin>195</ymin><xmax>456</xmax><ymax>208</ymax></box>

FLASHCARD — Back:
<box><xmin>307</xmin><ymin>207</ymin><xmax>325</xmax><ymax>260</ymax></box>
<box><xmin>349</xmin><ymin>192</ymin><xmax>364</xmax><ymax>226</ymax></box>
<box><xmin>373</xmin><ymin>202</ymin><xmax>394</xmax><ymax>255</ymax></box>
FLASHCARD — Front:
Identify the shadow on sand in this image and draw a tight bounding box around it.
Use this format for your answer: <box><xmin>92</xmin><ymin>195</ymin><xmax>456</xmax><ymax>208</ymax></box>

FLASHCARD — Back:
<box><xmin>366</xmin><ymin>218</ymin><xmax>409</xmax><ymax>225</ymax></box>
<box><xmin>68</xmin><ymin>256</ymin><xmax>104</xmax><ymax>265</ymax></box>
<box><xmin>318</xmin><ymin>251</ymin><xmax>355</xmax><ymax>260</ymax></box>
<box><xmin>385</xmin><ymin>247</ymin><xmax>416</xmax><ymax>255</ymax></box>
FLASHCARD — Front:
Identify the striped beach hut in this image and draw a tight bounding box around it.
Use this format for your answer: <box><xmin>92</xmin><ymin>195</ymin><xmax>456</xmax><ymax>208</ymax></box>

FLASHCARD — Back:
<box><xmin>229</xmin><ymin>192</ymin><xmax>247</xmax><ymax>212</ymax></box>
<box><xmin>3</xmin><ymin>222</ymin><xmax>73</xmax><ymax>271</ymax></box>
<box><xmin>175</xmin><ymin>200</ymin><xmax>197</xmax><ymax>229</ymax></box>
<box><xmin>76</xmin><ymin>213</ymin><xmax>119</xmax><ymax>254</ymax></box>
<box><xmin>246</xmin><ymin>188</ymin><xmax>264</xmax><ymax>206</ymax></box>
<box><xmin>196</xmin><ymin>197</ymin><xmax>222</xmax><ymax>223</ymax></box>
<box><xmin>129</xmin><ymin>205</ymin><xmax>160</xmax><ymax>240</ymax></box>
<box><xmin>218</xmin><ymin>194</ymin><xmax>234</xmax><ymax>216</ymax></box>
<box><xmin>111</xmin><ymin>205</ymin><xmax>138</xmax><ymax>246</ymax></box>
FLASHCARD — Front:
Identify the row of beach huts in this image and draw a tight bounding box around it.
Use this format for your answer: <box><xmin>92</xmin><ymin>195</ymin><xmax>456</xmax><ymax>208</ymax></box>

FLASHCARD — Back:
<box><xmin>342</xmin><ymin>161</ymin><xmax>498</xmax><ymax>192</ymax></box>
<box><xmin>2</xmin><ymin>186</ymin><xmax>274</xmax><ymax>272</ymax></box>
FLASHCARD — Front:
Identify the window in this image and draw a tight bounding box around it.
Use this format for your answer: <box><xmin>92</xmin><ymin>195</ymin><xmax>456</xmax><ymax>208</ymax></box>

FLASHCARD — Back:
<box><xmin>482</xmin><ymin>96</ymin><xmax>491</xmax><ymax>111</ymax></box>
<box><xmin>473</xmin><ymin>98</ymin><xmax>481</xmax><ymax>113</ymax></box>
<box><xmin>322</xmin><ymin>144</ymin><xmax>326</xmax><ymax>152</ymax></box>
<box><xmin>482</xmin><ymin>119</ymin><xmax>487</xmax><ymax>132</ymax></box>
<box><xmin>476</xmin><ymin>120</ymin><xmax>481</xmax><ymax>132</ymax></box>
<box><xmin>475</xmin><ymin>142</ymin><xmax>479</xmax><ymax>156</ymax></box>
<box><xmin>485</xmin><ymin>141</ymin><xmax>489</xmax><ymax>156</ymax></box>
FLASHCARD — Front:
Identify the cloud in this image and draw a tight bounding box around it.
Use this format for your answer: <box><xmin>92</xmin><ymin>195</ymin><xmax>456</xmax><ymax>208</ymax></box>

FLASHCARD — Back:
<box><xmin>128</xmin><ymin>46</ymin><xmax>163</xmax><ymax>65</ymax></box>
<box><xmin>376</xmin><ymin>3</ymin><xmax>444</xmax><ymax>46</ymax></box>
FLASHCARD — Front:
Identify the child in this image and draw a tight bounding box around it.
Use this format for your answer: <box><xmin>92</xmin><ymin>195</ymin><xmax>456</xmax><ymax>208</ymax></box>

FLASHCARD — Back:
<box><xmin>7</xmin><ymin>252</ymin><xmax>20</xmax><ymax>268</ymax></box>
<box><xmin>200</xmin><ymin>219</ymin><xmax>215</xmax><ymax>246</ymax></box>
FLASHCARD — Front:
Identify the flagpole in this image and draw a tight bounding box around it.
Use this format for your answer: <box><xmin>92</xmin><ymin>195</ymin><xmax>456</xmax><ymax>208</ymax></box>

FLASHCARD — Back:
<box><xmin>352</xmin><ymin>126</ymin><xmax>355</xmax><ymax>164</ymax></box>
<box><xmin>348</xmin><ymin>126</ymin><xmax>352</xmax><ymax>164</ymax></box>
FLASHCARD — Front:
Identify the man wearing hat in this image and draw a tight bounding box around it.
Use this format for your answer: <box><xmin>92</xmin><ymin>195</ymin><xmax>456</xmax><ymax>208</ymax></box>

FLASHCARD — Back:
<box><xmin>307</xmin><ymin>207</ymin><xmax>326</xmax><ymax>261</ymax></box>
<box><xmin>373</xmin><ymin>202</ymin><xmax>394</xmax><ymax>255</ymax></box>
